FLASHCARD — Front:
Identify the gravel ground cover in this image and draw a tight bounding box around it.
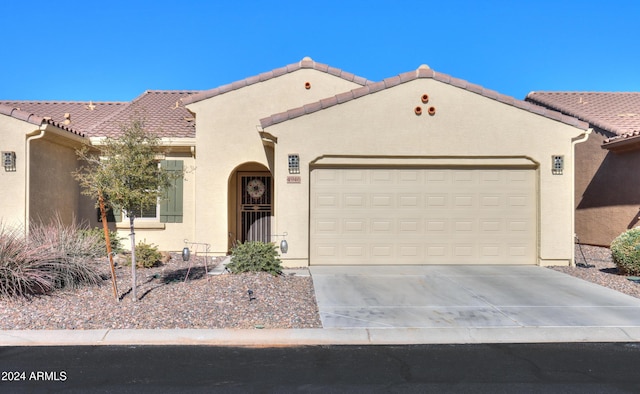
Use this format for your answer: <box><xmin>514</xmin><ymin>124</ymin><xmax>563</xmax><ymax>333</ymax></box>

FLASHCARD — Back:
<box><xmin>0</xmin><ymin>255</ymin><xmax>321</xmax><ymax>330</ymax></box>
<box><xmin>1</xmin><ymin>245</ymin><xmax>640</xmax><ymax>330</ymax></box>
<box><xmin>549</xmin><ymin>244</ymin><xmax>640</xmax><ymax>299</ymax></box>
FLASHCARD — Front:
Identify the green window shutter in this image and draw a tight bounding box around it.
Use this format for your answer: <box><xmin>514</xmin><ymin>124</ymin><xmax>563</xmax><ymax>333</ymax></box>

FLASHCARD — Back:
<box><xmin>160</xmin><ymin>160</ymin><xmax>184</xmax><ymax>223</ymax></box>
<box><xmin>113</xmin><ymin>205</ymin><xmax>122</xmax><ymax>222</ymax></box>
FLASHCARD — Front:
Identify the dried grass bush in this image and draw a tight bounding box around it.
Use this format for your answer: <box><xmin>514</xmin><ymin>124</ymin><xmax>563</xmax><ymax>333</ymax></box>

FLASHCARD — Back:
<box><xmin>0</xmin><ymin>223</ymin><xmax>56</xmax><ymax>298</ymax></box>
<box><xmin>28</xmin><ymin>216</ymin><xmax>103</xmax><ymax>290</ymax></box>
<box><xmin>0</xmin><ymin>216</ymin><xmax>104</xmax><ymax>298</ymax></box>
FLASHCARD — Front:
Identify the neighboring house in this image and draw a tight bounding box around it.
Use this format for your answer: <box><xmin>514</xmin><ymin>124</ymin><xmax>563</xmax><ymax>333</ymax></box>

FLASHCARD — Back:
<box><xmin>0</xmin><ymin>58</ymin><xmax>590</xmax><ymax>266</ymax></box>
<box><xmin>526</xmin><ymin>92</ymin><xmax>640</xmax><ymax>247</ymax></box>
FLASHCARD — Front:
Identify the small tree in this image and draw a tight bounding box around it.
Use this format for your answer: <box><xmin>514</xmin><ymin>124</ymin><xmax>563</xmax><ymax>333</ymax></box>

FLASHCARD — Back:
<box><xmin>74</xmin><ymin>118</ymin><xmax>182</xmax><ymax>301</ymax></box>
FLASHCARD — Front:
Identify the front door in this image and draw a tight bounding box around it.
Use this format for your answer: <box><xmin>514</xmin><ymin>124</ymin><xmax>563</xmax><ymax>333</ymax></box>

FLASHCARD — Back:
<box><xmin>237</xmin><ymin>172</ymin><xmax>272</xmax><ymax>243</ymax></box>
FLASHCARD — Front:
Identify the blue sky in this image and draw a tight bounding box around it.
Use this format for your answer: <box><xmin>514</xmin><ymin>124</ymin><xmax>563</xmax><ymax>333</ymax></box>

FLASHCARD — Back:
<box><xmin>1</xmin><ymin>0</ymin><xmax>639</xmax><ymax>102</ymax></box>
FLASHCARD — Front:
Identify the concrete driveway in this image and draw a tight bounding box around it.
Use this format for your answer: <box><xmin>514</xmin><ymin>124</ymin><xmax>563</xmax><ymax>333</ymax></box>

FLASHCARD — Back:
<box><xmin>310</xmin><ymin>265</ymin><xmax>640</xmax><ymax>329</ymax></box>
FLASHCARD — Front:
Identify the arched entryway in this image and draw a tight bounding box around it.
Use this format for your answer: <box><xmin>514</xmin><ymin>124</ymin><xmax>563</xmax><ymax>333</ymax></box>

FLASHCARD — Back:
<box><xmin>228</xmin><ymin>162</ymin><xmax>273</xmax><ymax>250</ymax></box>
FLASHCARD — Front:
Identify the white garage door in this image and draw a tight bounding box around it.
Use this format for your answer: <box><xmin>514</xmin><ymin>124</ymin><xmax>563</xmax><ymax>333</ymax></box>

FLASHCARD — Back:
<box><xmin>310</xmin><ymin>168</ymin><xmax>536</xmax><ymax>265</ymax></box>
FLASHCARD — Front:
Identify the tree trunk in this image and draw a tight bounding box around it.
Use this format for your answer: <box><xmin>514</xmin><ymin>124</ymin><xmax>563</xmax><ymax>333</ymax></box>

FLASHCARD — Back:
<box><xmin>98</xmin><ymin>194</ymin><xmax>119</xmax><ymax>301</ymax></box>
<box><xmin>129</xmin><ymin>215</ymin><xmax>137</xmax><ymax>301</ymax></box>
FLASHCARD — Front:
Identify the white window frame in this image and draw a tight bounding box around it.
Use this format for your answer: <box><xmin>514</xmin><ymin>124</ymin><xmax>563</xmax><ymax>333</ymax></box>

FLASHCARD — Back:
<box><xmin>126</xmin><ymin>200</ymin><xmax>160</xmax><ymax>221</ymax></box>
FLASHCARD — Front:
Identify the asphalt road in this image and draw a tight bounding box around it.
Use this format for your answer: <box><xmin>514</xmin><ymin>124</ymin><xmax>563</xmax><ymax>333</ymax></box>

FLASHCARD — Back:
<box><xmin>2</xmin><ymin>343</ymin><xmax>640</xmax><ymax>392</ymax></box>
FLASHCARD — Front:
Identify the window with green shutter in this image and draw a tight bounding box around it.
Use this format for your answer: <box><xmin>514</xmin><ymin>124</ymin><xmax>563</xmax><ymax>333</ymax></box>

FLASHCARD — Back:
<box><xmin>160</xmin><ymin>160</ymin><xmax>184</xmax><ymax>223</ymax></box>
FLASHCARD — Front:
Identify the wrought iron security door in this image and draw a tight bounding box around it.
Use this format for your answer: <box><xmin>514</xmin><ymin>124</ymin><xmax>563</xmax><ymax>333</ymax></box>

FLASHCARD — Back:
<box><xmin>238</xmin><ymin>173</ymin><xmax>272</xmax><ymax>243</ymax></box>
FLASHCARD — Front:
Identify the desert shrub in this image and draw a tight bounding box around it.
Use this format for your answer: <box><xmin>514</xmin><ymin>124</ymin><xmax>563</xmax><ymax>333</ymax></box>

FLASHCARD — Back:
<box><xmin>80</xmin><ymin>227</ymin><xmax>125</xmax><ymax>255</ymax></box>
<box><xmin>0</xmin><ymin>224</ymin><xmax>56</xmax><ymax>297</ymax></box>
<box><xmin>121</xmin><ymin>241</ymin><xmax>163</xmax><ymax>268</ymax></box>
<box><xmin>0</xmin><ymin>218</ymin><xmax>105</xmax><ymax>298</ymax></box>
<box><xmin>28</xmin><ymin>216</ymin><xmax>103</xmax><ymax>290</ymax></box>
<box><xmin>611</xmin><ymin>228</ymin><xmax>640</xmax><ymax>275</ymax></box>
<box><xmin>228</xmin><ymin>241</ymin><xmax>282</xmax><ymax>276</ymax></box>
<box><xmin>30</xmin><ymin>216</ymin><xmax>103</xmax><ymax>259</ymax></box>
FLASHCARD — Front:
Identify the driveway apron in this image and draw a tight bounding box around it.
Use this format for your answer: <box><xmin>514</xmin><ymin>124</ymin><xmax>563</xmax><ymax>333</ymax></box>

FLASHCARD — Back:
<box><xmin>309</xmin><ymin>265</ymin><xmax>640</xmax><ymax>329</ymax></box>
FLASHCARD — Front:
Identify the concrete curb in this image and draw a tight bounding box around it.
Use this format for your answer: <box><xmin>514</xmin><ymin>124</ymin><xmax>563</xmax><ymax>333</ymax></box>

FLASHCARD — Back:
<box><xmin>2</xmin><ymin>327</ymin><xmax>640</xmax><ymax>347</ymax></box>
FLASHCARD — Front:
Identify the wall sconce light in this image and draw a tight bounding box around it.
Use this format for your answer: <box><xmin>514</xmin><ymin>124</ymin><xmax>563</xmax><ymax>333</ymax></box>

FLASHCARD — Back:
<box><xmin>2</xmin><ymin>151</ymin><xmax>16</xmax><ymax>172</ymax></box>
<box><xmin>552</xmin><ymin>155</ymin><xmax>564</xmax><ymax>175</ymax></box>
<box><xmin>288</xmin><ymin>154</ymin><xmax>300</xmax><ymax>174</ymax></box>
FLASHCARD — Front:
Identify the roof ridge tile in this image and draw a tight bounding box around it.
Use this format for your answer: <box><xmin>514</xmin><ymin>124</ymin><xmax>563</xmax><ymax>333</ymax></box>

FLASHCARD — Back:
<box><xmin>259</xmin><ymin>66</ymin><xmax>590</xmax><ymax>131</ymax></box>
<box><xmin>182</xmin><ymin>57</ymin><xmax>372</xmax><ymax>105</ymax></box>
<box><xmin>416</xmin><ymin>67</ymin><xmax>434</xmax><ymax>78</ymax></box>
<box><xmin>320</xmin><ymin>96</ymin><xmax>338</xmax><ymax>109</ymax></box>
<box><xmin>383</xmin><ymin>76</ymin><xmax>401</xmax><ymax>89</ymax></box>
<box><xmin>335</xmin><ymin>91</ymin><xmax>354</xmax><ymax>104</ymax></box>
<box><xmin>398</xmin><ymin>70</ymin><xmax>416</xmax><ymax>83</ymax></box>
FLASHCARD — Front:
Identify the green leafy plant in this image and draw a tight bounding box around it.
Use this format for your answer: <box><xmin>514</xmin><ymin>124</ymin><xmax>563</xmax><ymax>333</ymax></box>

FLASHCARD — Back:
<box><xmin>611</xmin><ymin>228</ymin><xmax>640</xmax><ymax>275</ymax></box>
<box><xmin>228</xmin><ymin>241</ymin><xmax>283</xmax><ymax>276</ymax></box>
<box><xmin>121</xmin><ymin>241</ymin><xmax>163</xmax><ymax>269</ymax></box>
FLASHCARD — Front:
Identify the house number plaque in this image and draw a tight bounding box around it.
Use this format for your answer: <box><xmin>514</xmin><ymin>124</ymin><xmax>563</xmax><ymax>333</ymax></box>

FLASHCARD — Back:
<box><xmin>287</xmin><ymin>176</ymin><xmax>301</xmax><ymax>184</ymax></box>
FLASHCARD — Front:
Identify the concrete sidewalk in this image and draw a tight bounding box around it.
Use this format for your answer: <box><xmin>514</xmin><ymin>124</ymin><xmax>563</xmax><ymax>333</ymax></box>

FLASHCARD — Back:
<box><xmin>3</xmin><ymin>326</ymin><xmax>640</xmax><ymax>346</ymax></box>
<box><xmin>3</xmin><ymin>265</ymin><xmax>640</xmax><ymax>346</ymax></box>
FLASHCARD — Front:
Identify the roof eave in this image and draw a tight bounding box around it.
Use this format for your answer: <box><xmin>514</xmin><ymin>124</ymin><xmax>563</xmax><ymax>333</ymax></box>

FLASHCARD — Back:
<box><xmin>602</xmin><ymin>135</ymin><xmax>640</xmax><ymax>152</ymax></box>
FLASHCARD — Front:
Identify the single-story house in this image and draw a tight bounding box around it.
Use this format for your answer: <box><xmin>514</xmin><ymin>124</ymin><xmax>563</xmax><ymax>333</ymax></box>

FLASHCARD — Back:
<box><xmin>526</xmin><ymin>92</ymin><xmax>640</xmax><ymax>246</ymax></box>
<box><xmin>0</xmin><ymin>57</ymin><xmax>590</xmax><ymax>266</ymax></box>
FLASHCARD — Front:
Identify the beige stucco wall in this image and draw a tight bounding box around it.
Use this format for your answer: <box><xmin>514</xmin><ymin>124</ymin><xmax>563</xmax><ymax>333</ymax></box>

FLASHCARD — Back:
<box><xmin>575</xmin><ymin>130</ymin><xmax>640</xmax><ymax>246</ymax></box>
<box><xmin>187</xmin><ymin>68</ymin><xmax>364</xmax><ymax>254</ymax></box>
<box><xmin>0</xmin><ymin>115</ymin><xmax>31</xmax><ymax>229</ymax></box>
<box><xmin>29</xmin><ymin>137</ymin><xmax>83</xmax><ymax>226</ymax></box>
<box><xmin>265</xmin><ymin>78</ymin><xmax>588</xmax><ymax>266</ymax></box>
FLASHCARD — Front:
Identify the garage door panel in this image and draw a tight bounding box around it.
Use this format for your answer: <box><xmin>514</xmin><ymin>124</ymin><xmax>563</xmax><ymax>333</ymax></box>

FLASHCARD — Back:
<box><xmin>399</xmin><ymin>170</ymin><xmax>422</xmax><ymax>183</ymax></box>
<box><xmin>315</xmin><ymin>219</ymin><xmax>338</xmax><ymax>233</ymax></box>
<box><xmin>313</xmin><ymin>193</ymin><xmax>340</xmax><ymax>209</ymax></box>
<box><xmin>371</xmin><ymin>219</ymin><xmax>394</xmax><ymax>233</ymax></box>
<box><xmin>310</xmin><ymin>168</ymin><xmax>536</xmax><ymax>265</ymax></box>
<box><xmin>371</xmin><ymin>194</ymin><xmax>394</xmax><ymax>207</ymax></box>
<box><xmin>426</xmin><ymin>194</ymin><xmax>447</xmax><ymax>208</ymax></box>
<box><xmin>427</xmin><ymin>171</ymin><xmax>448</xmax><ymax>183</ymax></box>
<box><xmin>371</xmin><ymin>170</ymin><xmax>394</xmax><ymax>183</ymax></box>
<box><xmin>454</xmin><ymin>220</ymin><xmax>474</xmax><ymax>231</ymax></box>
<box><xmin>399</xmin><ymin>219</ymin><xmax>422</xmax><ymax>233</ymax></box>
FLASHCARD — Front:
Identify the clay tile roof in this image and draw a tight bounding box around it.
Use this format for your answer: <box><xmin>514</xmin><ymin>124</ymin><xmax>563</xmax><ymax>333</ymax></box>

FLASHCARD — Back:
<box><xmin>0</xmin><ymin>104</ymin><xmax>43</xmax><ymax>125</ymax></box>
<box><xmin>0</xmin><ymin>103</ymin><xmax>94</xmax><ymax>138</ymax></box>
<box><xmin>0</xmin><ymin>100</ymin><xmax>127</xmax><ymax>136</ymax></box>
<box><xmin>87</xmin><ymin>91</ymin><xmax>199</xmax><ymax>138</ymax></box>
<box><xmin>525</xmin><ymin>92</ymin><xmax>640</xmax><ymax>137</ymax></box>
<box><xmin>259</xmin><ymin>66</ymin><xmax>590</xmax><ymax>130</ymax></box>
<box><xmin>182</xmin><ymin>57</ymin><xmax>373</xmax><ymax>105</ymax></box>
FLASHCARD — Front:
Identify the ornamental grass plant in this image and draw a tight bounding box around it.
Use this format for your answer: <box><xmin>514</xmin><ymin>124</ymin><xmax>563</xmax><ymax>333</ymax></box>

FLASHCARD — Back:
<box><xmin>0</xmin><ymin>217</ymin><xmax>104</xmax><ymax>298</ymax></box>
<box><xmin>0</xmin><ymin>223</ymin><xmax>56</xmax><ymax>298</ymax></box>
